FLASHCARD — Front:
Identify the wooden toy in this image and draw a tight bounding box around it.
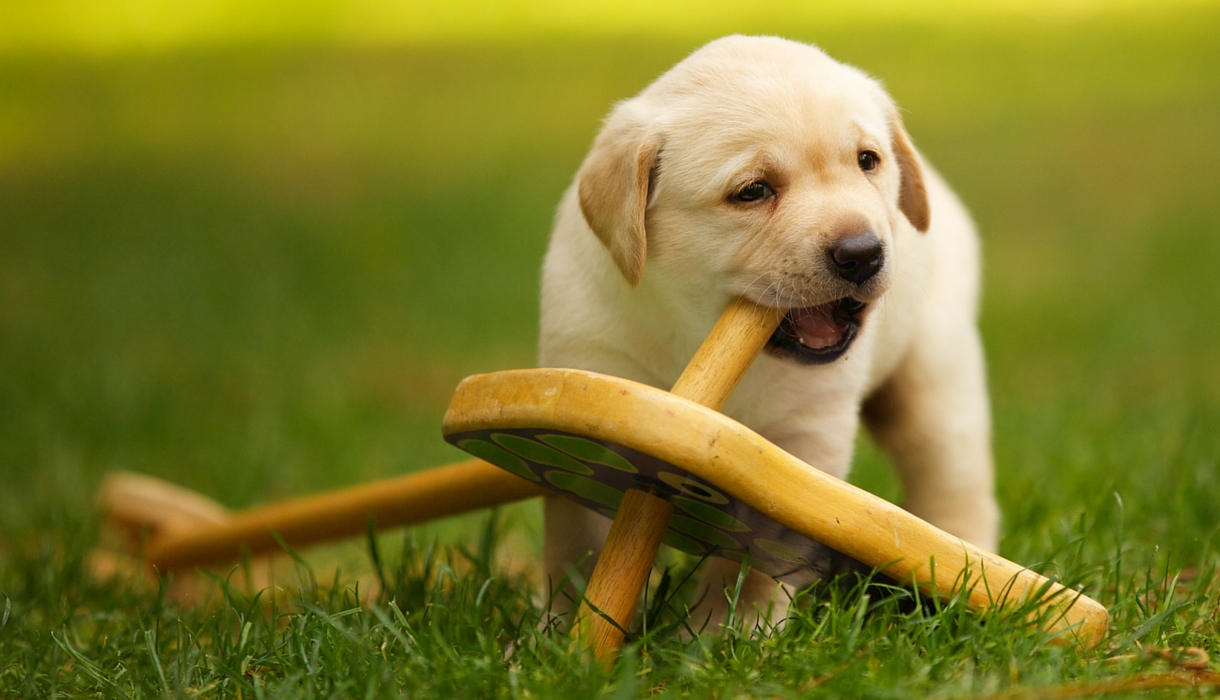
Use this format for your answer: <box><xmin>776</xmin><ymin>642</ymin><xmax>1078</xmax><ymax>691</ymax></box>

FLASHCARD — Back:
<box><xmin>95</xmin><ymin>298</ymin><xmax>1110</xmax><ymax>664</ymax></box>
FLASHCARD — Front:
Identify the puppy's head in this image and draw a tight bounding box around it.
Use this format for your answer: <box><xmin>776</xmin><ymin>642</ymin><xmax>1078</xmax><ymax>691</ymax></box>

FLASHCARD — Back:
<box><xmin>577</xmin><ymin>35</ymin><xmax>929</xmax><ymax>365</ymax></box>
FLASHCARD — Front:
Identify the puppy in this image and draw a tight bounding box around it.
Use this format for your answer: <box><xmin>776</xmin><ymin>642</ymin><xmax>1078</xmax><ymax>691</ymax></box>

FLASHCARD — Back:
<box><xmin>538</xmin><ymin>35</ymin><xmax>999</xmax><ymax>629</ymax></box>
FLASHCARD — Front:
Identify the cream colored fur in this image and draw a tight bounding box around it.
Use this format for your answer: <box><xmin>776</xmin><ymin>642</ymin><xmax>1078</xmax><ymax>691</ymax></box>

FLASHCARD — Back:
<box><xmin>538</xmin><ymin>35</ymin><xmax>999</xmax><ymax>631</ymax></box>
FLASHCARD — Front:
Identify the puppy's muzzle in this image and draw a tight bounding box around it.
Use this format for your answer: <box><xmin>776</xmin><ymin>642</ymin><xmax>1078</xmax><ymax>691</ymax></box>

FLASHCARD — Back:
<box><xmin>829</xmin><ymin>232</ymin><xmax>883</xmax><ymax>285</ymax></box>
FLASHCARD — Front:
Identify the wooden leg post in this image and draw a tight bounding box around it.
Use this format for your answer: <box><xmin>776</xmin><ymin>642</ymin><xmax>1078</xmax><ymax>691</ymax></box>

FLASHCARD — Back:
<box><xmin>572</xmin><ymin>489</ymin><xmax>674</xmax><ymax>663</ymax></box>
<box><xmin>570</xmin><ymin>298</ymin><xmax>786</xmax><ymax>664</ymax></box>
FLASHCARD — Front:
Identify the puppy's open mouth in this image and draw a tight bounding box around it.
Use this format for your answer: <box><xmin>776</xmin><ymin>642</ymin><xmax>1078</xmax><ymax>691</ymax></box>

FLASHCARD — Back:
<box><xmin>765</xmin><ymin>298</ymin><xmax>866</xmax><ymax>365</ymax></box>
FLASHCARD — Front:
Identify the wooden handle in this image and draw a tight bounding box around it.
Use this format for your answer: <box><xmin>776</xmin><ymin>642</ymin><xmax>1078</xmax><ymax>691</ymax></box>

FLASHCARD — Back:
<box><xmin>670</xmin><ymin>298</ymin><xmax>787</xmax><ymax>410</ymax></box>
<box><xmin>146</xmin><ymin>459</ymin><xmax>546</xmax><ymax>570</ymax></box>
<box><xmin>573</xmin><ymin>298</ymin><xmax>783</xmax><ymax>662</ymax></box>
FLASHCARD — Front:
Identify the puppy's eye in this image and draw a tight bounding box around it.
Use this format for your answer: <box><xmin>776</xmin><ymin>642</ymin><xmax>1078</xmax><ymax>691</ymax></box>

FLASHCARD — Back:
<box><xmin>858</xmin><ymin>150</ymin><xmax>880</xmax><ymax>172</ymax></box>
<box><xmin>734</xmin><ymin>181</ymin><xmax>774</xmax><ymax>202</ymax></box>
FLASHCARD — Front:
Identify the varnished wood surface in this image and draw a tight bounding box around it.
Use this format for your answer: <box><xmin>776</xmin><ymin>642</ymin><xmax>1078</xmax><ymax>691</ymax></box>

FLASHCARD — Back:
<box><xmin>574</xmin><ymin>489</ymin><xmax>674</xmax><ymax>663</ymax></box>
<box><xmin>567</xmin><ymin>299</ymin><xmax>785</xmax><ymax>662</ymax></box>
<box><xmin>141</xmin><ymin>459</ymin><xmax>547</xmax><ymax>570</ymax></box>
<box><xmin>444</xmin><ymin>367</ymin><xmax>1110</xmax><ymax>648</ymax></box>
<box><xmin>669</xmin><ymin>298</ymin><xmax>786</xmax><ymax>410</ymax></box>
<box><xmin>98</xmin><ymin>471</ymin><xmax>231</xmax><ymax>540</ymax></box>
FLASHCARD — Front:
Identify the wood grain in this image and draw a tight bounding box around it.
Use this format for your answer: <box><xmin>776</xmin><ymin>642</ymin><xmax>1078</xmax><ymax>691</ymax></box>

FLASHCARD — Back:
<box><xmin>573</xmin><ymin>489</ymin><xmax>674</xmax><ymax>662</ymax></box>
<box><xmin>445</xmin><ymin>367</ymin><xmax>1111</xmax><ymax>650</ymax></box>
<box><xmin>571</xmin><ymin>299</ymin><xmax>785</xmax><ymax>662</ymax></box>
<box><xmin>670</xmin><ymin>297</ymin><xmax>786</xmax><ymax>410</ymax></box>
<box><xmin>141</xmin><ymin>459</ymin><xmax>546</xmax><ymax>570</ymax></box>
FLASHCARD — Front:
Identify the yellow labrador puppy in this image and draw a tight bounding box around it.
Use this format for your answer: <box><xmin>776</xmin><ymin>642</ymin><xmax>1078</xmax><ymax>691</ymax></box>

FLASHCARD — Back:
<box><xmin>539</xmin><ymin>35</ymin><xmax>998</xmax><ymax>629</ymax></box>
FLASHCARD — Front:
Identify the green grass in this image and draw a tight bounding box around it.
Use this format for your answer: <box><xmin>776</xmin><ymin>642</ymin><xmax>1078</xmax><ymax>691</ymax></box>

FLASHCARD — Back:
<box><xmin>3</xmin><ymin>5</ymin><xmax>1220</xmax><ymax>698</ymax></box>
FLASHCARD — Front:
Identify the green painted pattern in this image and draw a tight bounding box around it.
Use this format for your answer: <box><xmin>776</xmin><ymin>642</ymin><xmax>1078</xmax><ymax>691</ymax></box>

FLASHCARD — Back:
<box><xmin>491</xmin><ymin>433</ymin><xmax>593</xmax><ymax>475</ymax></box>
<box><xmin>456</xmin><ymin>439</ymin><xmax>539</xmax><ymax>482</ymax></box>
<box><xmin>754</xmin><ymin>538</ymin><xmax>812</xmax><ymax>566</ymax></box>
<box><xmin>539</xmin><ymin>434</ymin><xmax>638</xmax><ymax>473</ymax></box>
<box><xmin>661</xmin><ymin>529</ymin><xmax>709</xmax><ymax>555</ymax></box>
<box><xmin>667</xmin><ymin>513</ymin><xmax>742</xmax><ymax>549</ymax></box>
<box><xmin>543</xmin><ymin>470</ymin><xmax>624</xmax><ymax>510</ymax></box>
<box><xmin>658</xmin><ymin>471</ymin><xmax>729</xmax><ymax>504</ymax></box>
<box><xmin>673</xmin><ymin>497</ymin><xmax>750</xmax><ymax>532</ymax></box>
<box><xmin>450</xmin><ymin>429</ymin><xmax>825</xmax><ymax>577</ymax></box>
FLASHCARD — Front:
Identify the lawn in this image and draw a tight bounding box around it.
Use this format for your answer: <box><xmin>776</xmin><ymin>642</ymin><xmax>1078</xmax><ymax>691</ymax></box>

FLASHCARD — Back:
<box><xmin>2</xmin><ymin>3</ymin><xmax>1219</xmax><ymax>697</ymax></box>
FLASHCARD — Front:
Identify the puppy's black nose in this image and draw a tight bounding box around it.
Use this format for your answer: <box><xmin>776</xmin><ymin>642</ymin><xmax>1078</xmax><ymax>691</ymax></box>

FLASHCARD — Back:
<box><xmin>830</xmin><ymin>234</ymin><xmax>883</xmax><ymax>285</ymax></box>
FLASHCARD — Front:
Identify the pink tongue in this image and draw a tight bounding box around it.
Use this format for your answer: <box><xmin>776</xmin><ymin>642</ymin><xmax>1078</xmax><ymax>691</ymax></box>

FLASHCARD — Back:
<box><xmin>791</xmin><ymin>304</ymin><xmax>844</xmax><ymax>349</ymax></box>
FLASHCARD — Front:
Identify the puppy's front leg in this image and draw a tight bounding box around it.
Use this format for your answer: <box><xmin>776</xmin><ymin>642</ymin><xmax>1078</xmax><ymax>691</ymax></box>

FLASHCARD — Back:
<box><xmin>542</xmin><ymin>493</ymin><xmax>613</xmax><ymax>622</ymax></box>
<box><xmin>688</xmin><ymin>558</ymin><xmax>792</xmax><ymax>634</ymax></box>
<box><xmin>862</xmin><ymin>323</ymin><xmax>1000</xmax><ymax>553</ymax></box>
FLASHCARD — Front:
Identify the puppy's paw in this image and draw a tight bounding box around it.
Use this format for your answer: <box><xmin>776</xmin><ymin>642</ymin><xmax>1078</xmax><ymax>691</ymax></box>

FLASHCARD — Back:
<box><xmin>685</xmin><ymin>558</ymin><xmax>791</xmax><ymax>638</ymax></box>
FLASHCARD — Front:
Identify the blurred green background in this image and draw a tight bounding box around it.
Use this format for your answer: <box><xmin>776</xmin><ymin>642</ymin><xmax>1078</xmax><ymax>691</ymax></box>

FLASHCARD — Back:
<box><xmin>1</xmin><ymin>1</ymin><xmax>1218</xmax><ymax>569</ymax></box>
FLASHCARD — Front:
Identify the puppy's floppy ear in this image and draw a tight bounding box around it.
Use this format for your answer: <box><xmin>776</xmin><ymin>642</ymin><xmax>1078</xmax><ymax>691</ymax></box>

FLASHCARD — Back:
<box><xmin>889</xmin><ymin>113</ymin><xmax>930</xmax><ymax>233</ymax></box>
<box><xmin>577</xmin><ymin>106</ymin><xmax>661</xmax><ymax>286</ymax></box>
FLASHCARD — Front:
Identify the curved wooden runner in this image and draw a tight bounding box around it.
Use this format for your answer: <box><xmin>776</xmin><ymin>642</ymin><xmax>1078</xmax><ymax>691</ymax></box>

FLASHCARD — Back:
<box><xmin>444</xmin><ymin>367</ymin><xmax>1110</xmax><ymax>652</ymax></box>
